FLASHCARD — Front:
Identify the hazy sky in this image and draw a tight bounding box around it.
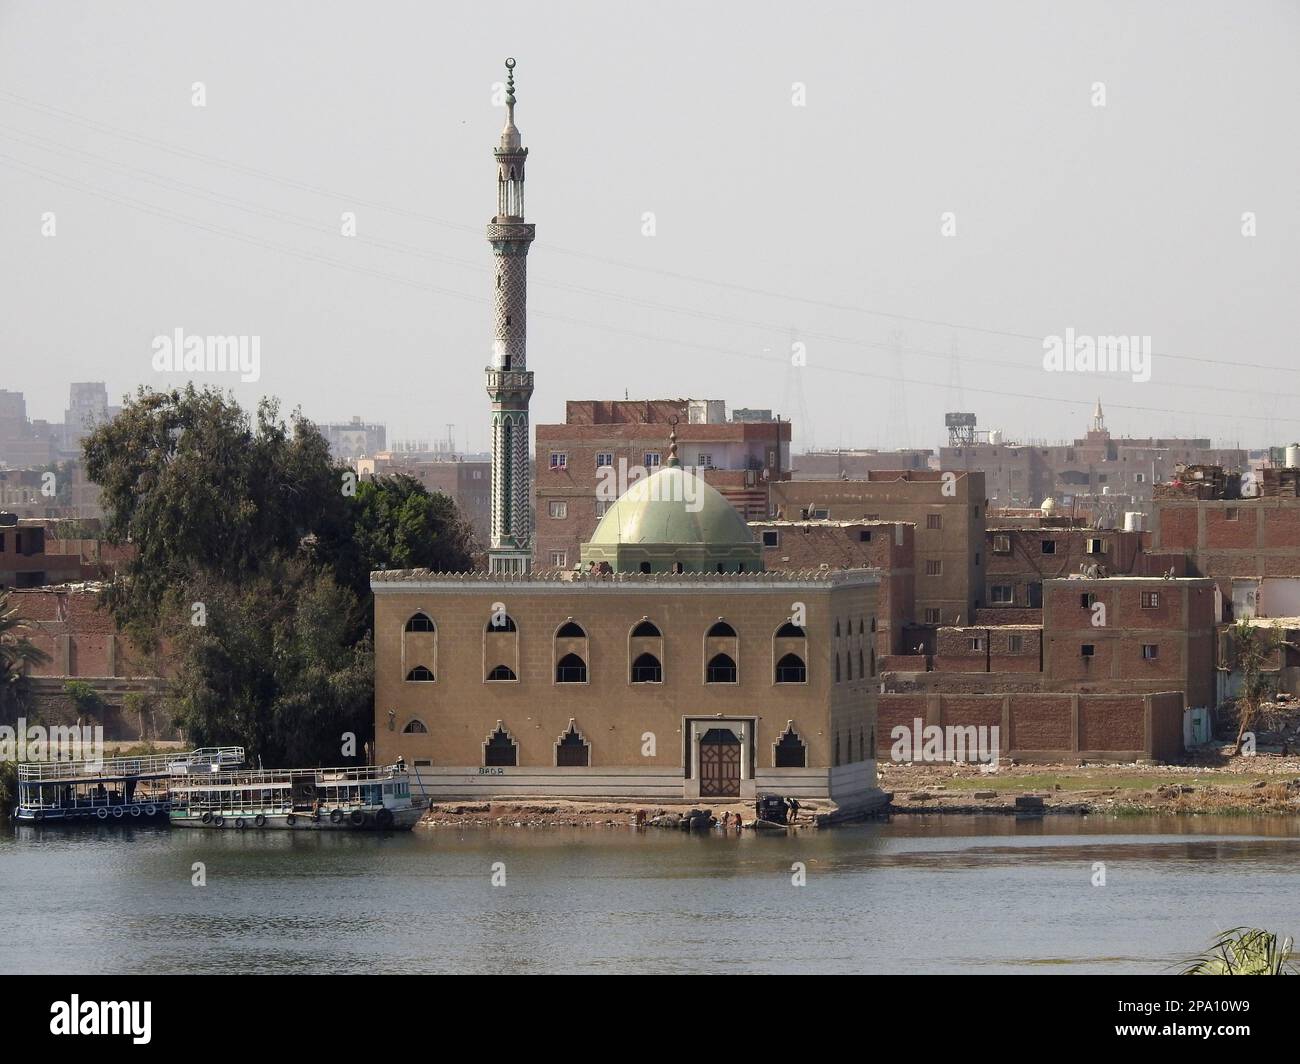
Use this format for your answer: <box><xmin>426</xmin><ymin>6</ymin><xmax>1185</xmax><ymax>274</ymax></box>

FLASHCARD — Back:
<box><xmin>1</xmin><ymin>0</ymin><xmax>1296</xmax><ymax>453</ymax></box>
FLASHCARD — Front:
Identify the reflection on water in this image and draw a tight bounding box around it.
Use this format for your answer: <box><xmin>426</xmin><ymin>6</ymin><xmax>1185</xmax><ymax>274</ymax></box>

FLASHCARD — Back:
<box><xmin>2</xmin><ymin>814</ymin><xmax>1298</xmax><ymax>974</ymax></box>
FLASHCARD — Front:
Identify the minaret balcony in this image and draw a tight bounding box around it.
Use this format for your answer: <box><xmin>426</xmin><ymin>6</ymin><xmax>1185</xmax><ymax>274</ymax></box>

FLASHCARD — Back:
<box><xmin>484</xmin><ymin>368</ymin><xmax>535</xmax><ymax>395</ymax></box>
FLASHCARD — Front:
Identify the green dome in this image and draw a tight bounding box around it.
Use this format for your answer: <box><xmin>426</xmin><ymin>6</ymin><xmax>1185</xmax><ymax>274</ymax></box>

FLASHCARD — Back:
<box><xmin>581</xmin><ymin>465</ymin><xmax>762</xmax><ymax>574</ymax></box>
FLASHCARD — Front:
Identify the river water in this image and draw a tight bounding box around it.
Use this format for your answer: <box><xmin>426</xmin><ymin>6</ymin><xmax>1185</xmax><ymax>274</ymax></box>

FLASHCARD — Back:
<box><xmin>2</xmin><ymin>814</ymin><xmax>1297</xmax><ymax>974</ymax></box>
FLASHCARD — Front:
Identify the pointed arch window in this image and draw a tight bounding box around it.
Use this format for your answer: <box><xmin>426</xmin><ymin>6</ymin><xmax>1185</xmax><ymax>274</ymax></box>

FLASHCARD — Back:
<box><xmin>775</xmin><ymin>725</ymin><xmax>806</xmax><ymax>768</ymax></box>
<box><xmin>405</xmin><ymin>665</ymin><xmax>435</xmax><ymax>682</ymax></box>
<box><xmin>706</xmin><ymin>653</ymin><xmax>737</xmax><ymax>684</ymax></box>
<box><xmin>776</xmin><ymin>621</ymin><xmax>805</xmax><ymax>638</ymax></box>
<box><xmin>405</xmin><ymin>613</ymin><xmax>435</xmax><ymax>633</ymax></box>
<box><xmin>556</xmin><ymin>621</ymin><xmax>586</xmax><ymax>638</ymax></box>
<box><xmin>775</xmin><ymin>653</ymin><xmax>807</xmax><ymax>684</ymax></box>
<box><xmin>402</xmin><ymin>719</ymin><xmax>428</xmax><ymax>734</ymax></box>
<box><xmin>707</xmin><ymin>620</ymin><xmax>737</xmax><ymax>638</ymax></box>
<box><xmin>632</xmin><ymin>619</ymin><xmax>661</xmax><ymax>638</ymax></box>
<box><xmin>556</xmin><ymin>653</ymin><xmax>587</xmax><ymax>683</ymax></box>
<box><xmin>631</xmin><ymin>653</ymin><xmax>662</xmax><ymax>684</ymax></box>
<box><xmin>486</xmin><ymin>614</ymin><xmax>518</xmax><ymax>633</ymax></box>
<box><xmin>486</xmin><ymin>664</ymin><xmax>517</xmax><ymax>682</ymax></box>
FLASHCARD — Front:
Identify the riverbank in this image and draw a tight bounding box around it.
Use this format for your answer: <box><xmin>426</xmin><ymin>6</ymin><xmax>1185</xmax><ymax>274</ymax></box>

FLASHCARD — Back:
<box><xmin>417</xmin><ymin>750</ymin><xmax>1300</xmax><ymax>827</ymax></box>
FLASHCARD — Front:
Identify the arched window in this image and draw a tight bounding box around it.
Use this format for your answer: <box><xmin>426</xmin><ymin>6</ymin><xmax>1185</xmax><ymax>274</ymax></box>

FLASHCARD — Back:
<box><xmin>834</xmin><ymin>655</ymin><xmax>841</xmax><ymax>683</ymax></box>
<box><xmin>406</xmin><ymin>665</ymin><xmax>435</xmax><ymax>682</ymax></box>
<box><xmin>555</xmin><ymin>621</ymin><xmax>586</xmax><ymax>638</ymax></box>
<box><xmin>707</xmin><ymin>620</ymin><xmax>736</xmax><ymax>638</ymax></box>
<box><xmin>556</xmin><ymin>722</ymin><xmax>590</xmax><ymax>767</ymax></box>
<box><xmin>835</xmin><ymin>619</ymin><xmax>841</xmax><ymax>637</ymax></box>
<box><xmin>859</xmin><ymin>649</ymin><xmax>865</xmax><ymax>679</ymax></box>
<box><xmin>774</xmin><ymin>725</ymin><xmax>806</xmax><ymax>768</ymax></box>
<box><xmin>632</xmin><ymin>619</ymin><xmax>661</xmax><ymax>638</ymax></box>
<box><xmin>486</xmin><ymin>614</ymin><xmax>517</xmax><ymax>632</ymax></box>
<box><xmin>486</xmin><ymin>664</ymin><xmax>517</xmax><ymax>682</ymax></box>
<box><xmin>402</xmin><ymin>719</ymin><xmax>428</xmax><ymax>734</ymax></box>
<box><xmin>405</xmin><ymin>613</ymin><xmax>435</xmax><ymax>632</ymax></box>
<box><xmin>631</xmin><ymin>653</ymin><xmax>662</xmax><ymax>683</ymax></box>
<box><xmin>775</xmin><ymin>653</ymin><xmax>807</xmax><ymax>684</ymax></box>
<box><xmin>484</xmin><ymin>725</ymin><xmax>517</xmax><ymax>767</ymax></box>
<box><xmin>556</xmin><ymin>653</ymin><xmax>587</xmax><ymax>683</ymax></box>
<box><xmin>776</xmin><ymin>621</ymin><xmax>805</xmax><ymax>638</ymax></box>
<box><xmin>706</xmin><ymin>653</ymin><xmax>737</xmax><ymax>684</ymax></box>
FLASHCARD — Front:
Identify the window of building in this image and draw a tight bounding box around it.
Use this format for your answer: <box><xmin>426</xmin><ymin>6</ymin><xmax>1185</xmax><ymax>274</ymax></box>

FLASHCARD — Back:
<box><xmin>697</xmin><ymin>453</ymin><xmax>714</xmax><ymax>468</ymax></box>
<box><xmin>1141</xmin><ymin>591</ymin><xmax>1160</xmax><ymax>609</ymax></box>
<box><xmin>993</xmin><ymin>534</ymin><xmax>1011</xmax><ymax>553</ymax></box>
<box><xmin>706</xmin><ymin>653</ymin><xmax>737</xmax><ymax>683</ymax></box>
<box><xmin>775</xmin><ymin>621</ymin><xmax>805</xmax><ymax>637</ymax></box>
<box><xmin>556</xmin><ymin>652</ymin><xmax>588</xmax><ymax>683</ymax></box>
<box><xmin>1086</xmin><ymin>538</ymin><xmax>1103</xmax><ymax>554</ymax></box>
<box><xmin>486</xmin><ymin>614</ymin><xmax>517</xmax><ymax>632</ymax></box>
<box><xmin>556</xmin><ymin>723</ymin><xmax>590</xmax><ymax>767</ymax></box>
<box><xmin>549</xmin><ymin>452</ymin><xmax>567</xmax><ymax>469</ymax></box>
<box><xmin>1041</xmin><ymin>540</ymin><xmax>1056</xmax><ymax>555</ymax></box>
<box><xmin>859</xmin><ymin>529</ymin><xmax>871</xmax><ymax>542</ymax></box>
<box><xmin>1135</xmin><ymin>472</ymin><xmax>1146</xmax><ymax>483</ymax></box>
<box><xmin>992</xmin><ymin>585</ymin><xmax>1013</xmax><ymax>605</ymax></box>
<box><xmin>1225</xmin><ymin>507</ymin><xmax>1239</xmax><ymax>521</ymax></box>
<box><xmin>556</xmin><ymin>620</ymin><xmax>586</xmax><ymax>638</ymax></box>
<box><xmin>775</xmin><ymin>653</ymin><xmax>807</xmax><ymax>684</ymax></box>
<box><xmin>484</xmin><ymin>726</ymin><xmax>517</xmax><ymax>767</ymax></box>
<box><xmin>405</xmin><ymin>666</ymin><xmax>435</xmax><ymax>682</ymax></box>
<box><xmin>405</xmin><ymin>613</ymin><xmax>435</xmax><ymax>632</ymax></box>
<box><xmin>402</xmin><ymin>719</ymin><xmax>428</xmax><ymax>734</ymax></box>
<box><xmin>811</xmin><ymin>507</ymin><xmax>829</xmax><ymax>520</ymax></box>
<box><xmin>595</xmin><ymin>500</ymin><xmax>611</xmax><ymax>518</ymax></box>
<box><xmin>925</xmin><ymin>560</ymin><xmax>943</xmax><ymax>576</ymax></box>
<box><xmin>548</xmin><ymin>500</ymin><xmax>567</xmax><ymax>519</ymax></box>
<box><xmin>631</xmin><ymin>653</ymin><xmax>662</xmax><ymax>683</ymax></box>
<box><xmin>707</xmin><ymin>620</ymin><xmax>737</xmax><ymax>637</ymax></box>
<box><xmin>975</xmin><ymin>552</ymin><xmax>980</xmax><ymax>566</ymax></box>
<box><xmin>595</xmin><ymin>452</ymin><xmax>613</xmax><ymax>468</ymax></box>
<box><xmin>926</xmin><ymin>513</ymin><xmax>942</xmax><ymax>530</ymax></box>
<box><xmin>639</xmin><ymin>562</ymin><xmax>651</xmax><ymax>573</ymax></box>
<box><xmin>1142</xmin><ymin>644</ymin><xmax>1159</xmax><ymax>660</ymax></box>
<box><xmin>644</xmin><ymin>452</ymin><xmax>661</xmax><ymax>468</ymax></box>
<box><xmin>834</xmin><ymin>655</ymin><xmax>841</xmax><ymax>682</ymax></box>
<box><xmin>486</xmin><ymin>664</ymin><xmax>517</xmax><ymax>681</ymax></box>
<box><xmin>774</xmin><ymin>725</ymin><xmax>806</xmax><ymax>768</ymax></box>
<box><xmin>1081</xmin><ymin>644</ymin><xmax>1095</xmax><ymax>657</ymax></box>
<box><xmin>924</xmin><ymin>608</ymin><xmax>941</xmax><ymax>624</ymax></box>
<box><xmin>549</xmin><ymin>550</ymin><xmax>568</xmax><ymax>568</ymax></box>
<box><xmin>1009</xmin><ymin>634</ymin><xmax>1024</xmax><ymax>653</ymax></box>
<box><xmin>761</xmin><ymin>529</ymin><xmax>780</xmax><ymax>547</ymax></box>
<box><xmin>632</xmin><ymin>619</ymin><xmax>661</xmax><ymax>637</ymax></box>
<box><xmin>968</xmin><ymin>637</ymin><xmax>983</xmax><ymax>652</ymax></box>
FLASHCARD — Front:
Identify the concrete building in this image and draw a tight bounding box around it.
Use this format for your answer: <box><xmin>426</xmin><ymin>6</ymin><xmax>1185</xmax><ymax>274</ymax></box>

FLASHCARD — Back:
<box><xmin>535</xmin><ymin>399</ymin><xmax>790</xmax><ymax>571</ymax></box>
<box><xmin>792</xmin><ymin>448</ymin><xmax>933</xmax><ymax>478</ymax></box>
<box><xmin>769</xmin><ymin>471</ymin><xmax>985</xmax><ymax>631</ymax></box>
<box><xmin>319</xmin><ymin>416</ymin><xmax>387</xmax><ymax>461</ymax></box>
<box><xmin>374</xmin><ymin>457</ymin><xmax>881</xmax><ymax>804</ymax></box>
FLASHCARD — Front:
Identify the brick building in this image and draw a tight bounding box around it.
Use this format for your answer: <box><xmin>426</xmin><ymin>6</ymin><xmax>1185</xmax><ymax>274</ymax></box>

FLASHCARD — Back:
<box><xmin>534</xmin><ymin>399</ymin><xmax>790</xmax><ymax>571</ymax></box>
<box><xmin>769</xmin><ymin>471</ymin><xmax>985</xmax><ymax>630</ymax></box>
<box><xmin>748</xmin><ymin>519</ymin><xmax>914</xmax><ymax>659</ymax></box>
<box><xmin>984</xmin><ymin>523</ymin><xmax>1147</xmax><ymax>610</ymax></box>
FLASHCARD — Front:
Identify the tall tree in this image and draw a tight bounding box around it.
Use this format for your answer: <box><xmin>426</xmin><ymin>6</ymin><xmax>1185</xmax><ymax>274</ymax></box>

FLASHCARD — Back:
<box><xmin>0</xmin><ymin>589</ymin><xmax>49</xmax><ymax>719</ymax></box>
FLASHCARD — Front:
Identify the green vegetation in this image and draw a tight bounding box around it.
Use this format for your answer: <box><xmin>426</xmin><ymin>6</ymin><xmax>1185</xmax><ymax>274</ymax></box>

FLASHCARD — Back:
<box><xmin>1181</xmin><ymin>927</ymin><xmax>1296</xmax><ymax>975</ymax></box>
<box><xmin>63</xmin><ymin>680</ymin><xmax>108</xmax><ymax>725</ymax></box>
<box><xmin>82</xmin><ymin>385</ymin><xmax>474</xmax><ymax>766</ymax></box>
<box><xmin>1232</xmin><ymin>621</ymin><xmax>1283</xmax><ymax>753</ymax></box>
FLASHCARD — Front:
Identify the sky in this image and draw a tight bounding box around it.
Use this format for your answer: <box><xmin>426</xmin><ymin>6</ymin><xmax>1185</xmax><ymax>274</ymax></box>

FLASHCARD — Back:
<box><xmin>0</xmin><ymin>0</ymin><xmax>1296</xmax><ymax>454</ymax></box>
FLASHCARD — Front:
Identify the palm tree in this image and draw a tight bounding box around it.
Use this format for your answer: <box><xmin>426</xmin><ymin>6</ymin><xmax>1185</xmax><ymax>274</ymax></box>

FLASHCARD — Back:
<box><xmin>0</xmin><ymin>589</ymin><xmax>50</xmax><ymax>715</ymax></box>
<box><xmin>1182</xmin><ymin>927</ymin><xmax>1296</xmax><ymax>975</ymax></box>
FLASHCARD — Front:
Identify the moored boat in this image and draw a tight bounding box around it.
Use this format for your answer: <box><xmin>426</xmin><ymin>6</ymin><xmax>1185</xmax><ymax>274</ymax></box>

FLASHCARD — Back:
<box><xmin>14</xmin><ymin>747</ymin><xmax>245</xmax><ymax>824</ymax></box>
<box><xmin>168</xmin><ymin>762</ymin><xmax>424</xmax><ymax>830</ymax></box>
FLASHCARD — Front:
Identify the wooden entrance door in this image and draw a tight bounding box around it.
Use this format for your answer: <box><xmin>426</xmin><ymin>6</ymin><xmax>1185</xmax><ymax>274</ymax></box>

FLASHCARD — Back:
<box><xmin>699</xmin><ymin>728</ymin><xmax>742</xmax><ymax>798</ymax></box>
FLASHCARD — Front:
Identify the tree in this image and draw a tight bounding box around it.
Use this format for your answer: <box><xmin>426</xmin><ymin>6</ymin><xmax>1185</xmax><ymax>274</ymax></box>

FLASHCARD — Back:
<box><xmin>0</xmin><ymin>589</ymin><xmax>49</xmax><ymax>719</ymax></box>
<box><xmin>63</xmin><ymin>680</ymin><xmax>108</xmax><ymax>725</ymax></box>
<box><xmin>1231</xmin><ymin>620</ymin><xmax>1281</xmax><ymax>754</ymax></box>
<box><xmin>1182</xmin><ymin>927</ymin><xmax>1296</xmax><ymax>975</ymax></box>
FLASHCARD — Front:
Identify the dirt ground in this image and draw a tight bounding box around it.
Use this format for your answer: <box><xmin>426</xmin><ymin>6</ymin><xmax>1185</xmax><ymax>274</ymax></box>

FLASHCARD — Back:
<box><xmin>421</xmin><ymin>797</ymin><xmax>833</xmax><ymax>829</ymax></box>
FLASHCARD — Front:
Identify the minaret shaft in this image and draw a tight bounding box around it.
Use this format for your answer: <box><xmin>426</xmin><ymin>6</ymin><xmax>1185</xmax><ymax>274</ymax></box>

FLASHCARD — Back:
<box><xmin>486</xmin><ymin>58</ymin><xmax>536</xmax><ymax>575</ymax></box>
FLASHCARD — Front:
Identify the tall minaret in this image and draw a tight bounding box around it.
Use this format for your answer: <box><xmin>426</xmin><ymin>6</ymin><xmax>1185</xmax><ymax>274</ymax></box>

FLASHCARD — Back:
<box><xmin>485</xmin><ymin>57</ymin><xmax>536</xmax><ymax>574</ymax></box>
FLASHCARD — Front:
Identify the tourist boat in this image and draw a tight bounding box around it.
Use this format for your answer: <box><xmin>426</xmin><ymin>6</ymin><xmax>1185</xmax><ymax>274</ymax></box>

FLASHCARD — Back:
<box><xmin>14</xmin><ymin>747</ymin><xmax>245</xmax><ymax>824</ymax></box>
<box><xmin>167</xmin><ymin>761</ymin><xmax>424</xmax><ymax>830</ymax></box>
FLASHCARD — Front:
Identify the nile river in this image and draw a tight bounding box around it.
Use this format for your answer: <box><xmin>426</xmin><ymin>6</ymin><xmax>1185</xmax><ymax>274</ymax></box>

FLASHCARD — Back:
<box><xmin>2</xmin><ymin>815</ymin><xmax>1298</xmax><ymax>974</ymax></box>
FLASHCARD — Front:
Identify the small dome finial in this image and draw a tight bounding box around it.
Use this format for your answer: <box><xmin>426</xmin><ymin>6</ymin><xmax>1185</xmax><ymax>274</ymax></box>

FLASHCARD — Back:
<box><xmin>667</xmin><ymin>415</ymin><xmax>680</xmax><ymax>468</ymax></box>
<box><xmin>504</xmin><ymin>57</ymin><xmax>516</xmax><ymax>106</ymax></box>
